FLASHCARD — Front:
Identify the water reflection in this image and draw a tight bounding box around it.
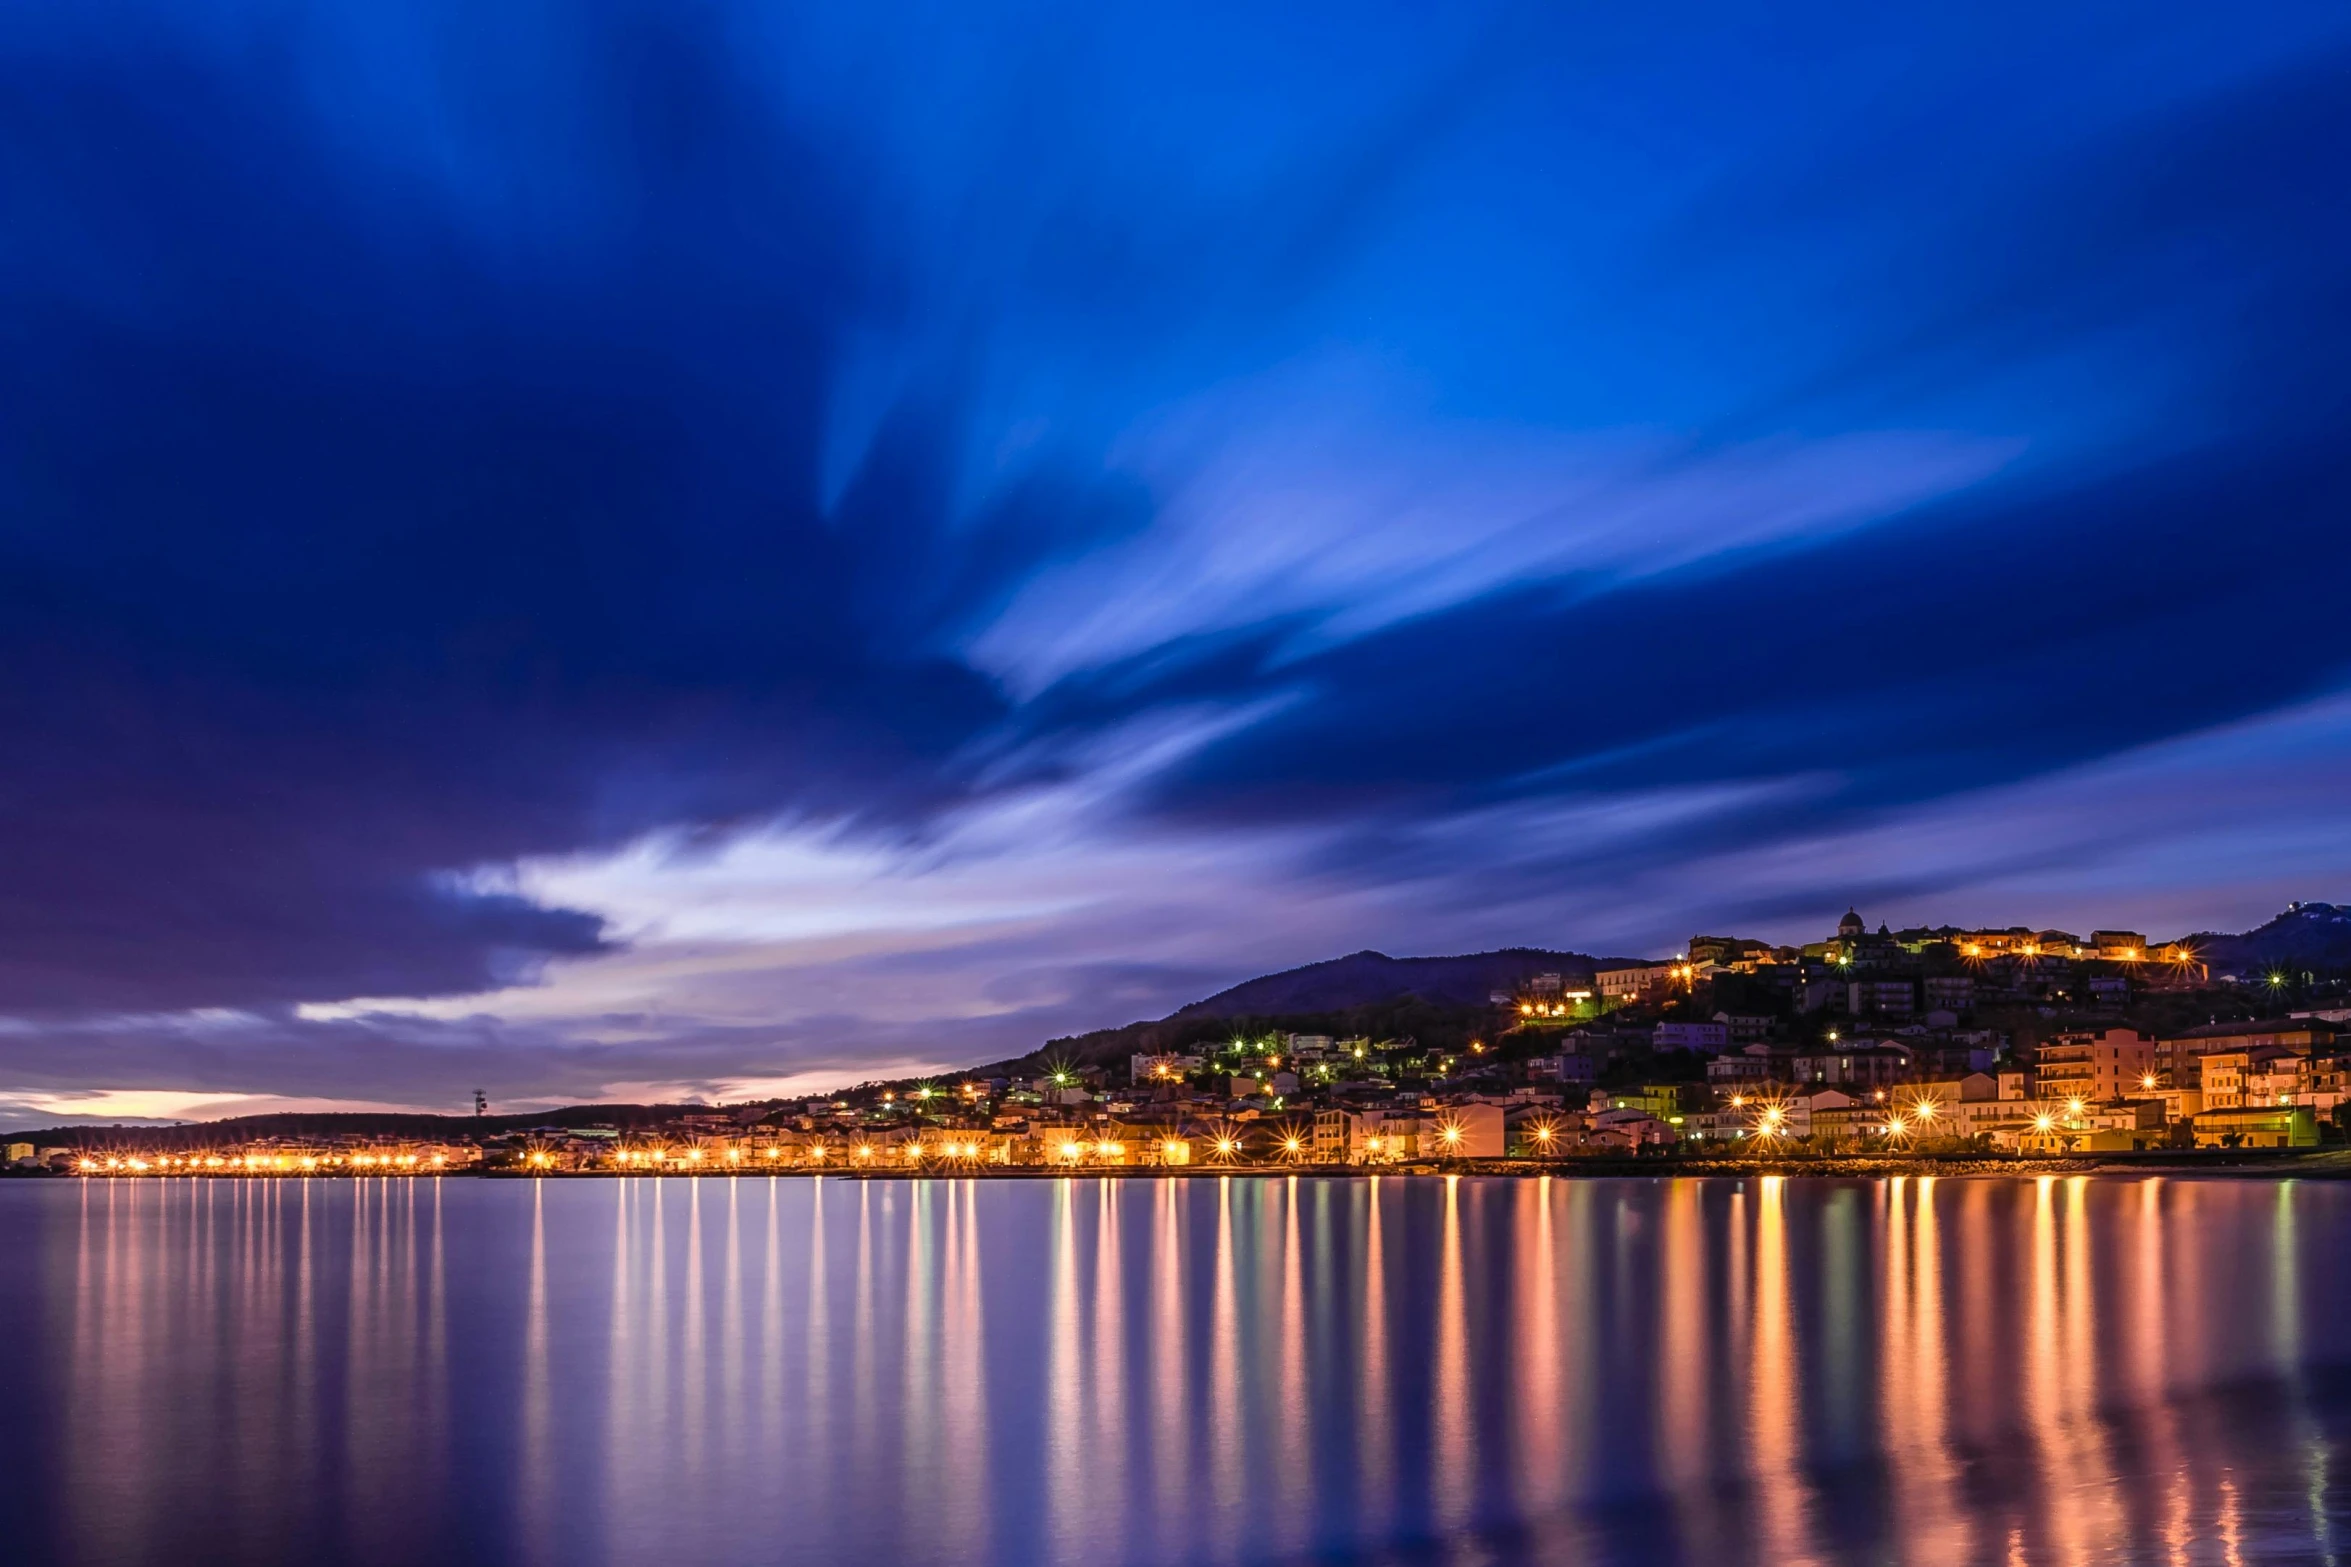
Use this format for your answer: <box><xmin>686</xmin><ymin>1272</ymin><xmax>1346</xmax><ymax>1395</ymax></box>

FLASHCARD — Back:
<box><xmin>6</xmin><ymin>1175</ymin><xmax>2351</xmax><ymax>1565</ymax></box>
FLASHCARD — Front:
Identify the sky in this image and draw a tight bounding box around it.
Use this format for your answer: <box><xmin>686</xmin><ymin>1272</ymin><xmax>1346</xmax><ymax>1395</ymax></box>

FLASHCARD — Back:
<box><xmin>4</xmin><ymin>0</ymin><xmax>2350</xmax><ymax>1121</ymax></box>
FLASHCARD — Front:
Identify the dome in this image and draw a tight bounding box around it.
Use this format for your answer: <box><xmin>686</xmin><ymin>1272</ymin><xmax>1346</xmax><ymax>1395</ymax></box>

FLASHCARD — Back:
<box><xmin>1838</xmin><ymin>908</ymin><xmax>1865</xmax><ymax>938</ymax></box>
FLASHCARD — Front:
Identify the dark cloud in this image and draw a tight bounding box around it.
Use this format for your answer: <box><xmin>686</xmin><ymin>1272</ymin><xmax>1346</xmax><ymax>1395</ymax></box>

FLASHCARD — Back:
<box><xmin>0</xmin><ymin>3</ymin><xmax>1036</xmax><ymax>1012</ymax></box>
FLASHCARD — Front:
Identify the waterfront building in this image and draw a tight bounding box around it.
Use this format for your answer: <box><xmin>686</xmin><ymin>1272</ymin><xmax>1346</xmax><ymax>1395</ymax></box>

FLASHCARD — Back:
<box><xmin>1587</xmin><ymin>1107</ymin><xmax>1673</xmax><ymax>1149</ymax></box>
<box><xmin>2192</xmin><ymin>1104</ymin><xmax>2319</xmax><ymax>1148</ymax></box>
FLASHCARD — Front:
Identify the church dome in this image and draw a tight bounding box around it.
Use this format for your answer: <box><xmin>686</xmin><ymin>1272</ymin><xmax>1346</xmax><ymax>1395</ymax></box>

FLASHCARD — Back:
<box><xmin>1838</xmin><ymin>908</ymin><xmax>1865</xmax><ymax>938</ymax></box>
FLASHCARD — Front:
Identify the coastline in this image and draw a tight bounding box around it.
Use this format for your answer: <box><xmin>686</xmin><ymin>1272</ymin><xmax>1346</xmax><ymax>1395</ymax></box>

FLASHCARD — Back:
<box><xmin>45</xmin><ymin>1147</ymin><xmax>2348</xmax><ymax>1182</ymax></box>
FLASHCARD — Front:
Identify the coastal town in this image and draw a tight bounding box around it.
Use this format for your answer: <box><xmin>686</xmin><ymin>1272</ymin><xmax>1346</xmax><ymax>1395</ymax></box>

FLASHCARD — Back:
<box><xmin>27</xmin><ymin>901</ymin><xmax>2351</xmax><ymax>1177</ymax></box>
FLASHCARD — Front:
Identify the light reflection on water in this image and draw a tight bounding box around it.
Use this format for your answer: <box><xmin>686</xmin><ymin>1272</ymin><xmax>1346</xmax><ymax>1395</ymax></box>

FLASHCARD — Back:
<box><xmin>5</xmin><ymin>1174</ymin><xmax>2351</xmax><ymax>1564</ymax></box>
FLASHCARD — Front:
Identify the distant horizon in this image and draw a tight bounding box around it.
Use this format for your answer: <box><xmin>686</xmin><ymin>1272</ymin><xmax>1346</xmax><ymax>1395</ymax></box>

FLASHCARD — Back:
<box><xmin>7</xmin><ymin>892</ymin><xmax>2335</xmax><ymax>1131</ymax></box>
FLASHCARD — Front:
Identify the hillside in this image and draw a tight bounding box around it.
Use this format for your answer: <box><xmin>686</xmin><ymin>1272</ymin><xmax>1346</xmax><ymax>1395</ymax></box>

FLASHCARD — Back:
<box><xmin>984</xmin><ymin>945</ymin><xmax>1644</xmax><ymax>1075</ymax></box>
<box><xmin>2177</xmin><ymin>901</ymin><xmax>2351</xmax><ymax>977</ymax></box>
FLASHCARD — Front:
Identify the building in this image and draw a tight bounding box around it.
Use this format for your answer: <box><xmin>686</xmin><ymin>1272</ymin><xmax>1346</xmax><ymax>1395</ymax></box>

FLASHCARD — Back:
<box><xmin>1314</xmin><ymin>1103</ymin><xmax>1503</xmax><ymax>1161</ymax></box>
<box><xmin>1131</xmin><ymin>1053</ymin><xmax>1202</xmax><ymax>1085</ymax></box>
<box><xmin>1653</xmin><ymin>1020</ymin><xmax>1728</xmax><ymax>1053</ymax></box>
<box><xmin>1689</xmin><ymin>935</ymin><xmax>1775</xmax><ymax>972</ymax></box>
<box><xmin>1848</xmin><ymin>979</ymin><xmax>1917</xmax><ymax>1016</ymax></box>
<box><xmin>1952</xmin><ymin>928</ymin><xmax>2081</xmax><ymax>960</ymax></box>
<box><xmin>1530</xmin><ymin>1052</ymin><xmax>1599</xmax><ymax>1085</ymax></box>
<box><xmin>1707</xmin><ymin>1045</ymin><xmax>1779</xmax><ymax>1085</ymax></box>
<box><xmin>2089</xmin><ymin>930</ymin><xmax>2151</xmax><ymax>962</ymax></box>
<box><xmin>1922</xmin><ymin>975</ymin><xmax>1975</xmax><ymax>1013</ymax></box>
<box><xmin>2197</xmin><ymin>1047</ymin><xmax>2296</xmax><ymax>1110</ymax></box>
<box><xmin>2158</xmin><ymin>1019</ymin><xmax>2336</xmax><ymax>1087</ymax></box>
<box><xmin>2192</xmin><ymin>1105</ymin><xmax>2319</xmax><ymax>1148</ymax></box>
<box><xmin>1597</xmin><ymin>962</ymin><xmax>1680</xmax><ymax>1005</ymax></box>
<box><xmin>2035</xmin><ymin>1027</ymin><xmax>2157</xmax><ymax>1103</ymax></box>
<box><xmin>1790</xmin><ymin>1042</ymin><xmax>1913</xmax><ymax>1089</ymax></box>
<box><xmin>1434</xmin><ymin>1103</ymin><xmax>1507</xmax><ymax>1158</ymax></box>
<box><xmin>1603</xmin><ymin>1083</ymin><xmax>1689</xmax><ymax>1119</ymax></box>
<box><xmin>1588</xmin><ymin>1108</ymin><xmax>1675</xmax><ymax>1149</ymax></box>
<box><xmin>1944</xmin><ymin>1094</ymin><xmax>2039</xmax><ymax>1141</ymax></box>
<box><xmin>1808</xmin><ymin>1092</ymin><xmax>1882</xmax><ymax>1144</ymax></box>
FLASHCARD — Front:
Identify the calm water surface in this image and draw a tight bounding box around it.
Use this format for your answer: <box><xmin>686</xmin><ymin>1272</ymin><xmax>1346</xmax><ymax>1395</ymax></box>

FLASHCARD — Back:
<box><xmin>4</xmin><ymin>1174</ymin><xmax>2349</xmax><ymax>1565</ymax></box>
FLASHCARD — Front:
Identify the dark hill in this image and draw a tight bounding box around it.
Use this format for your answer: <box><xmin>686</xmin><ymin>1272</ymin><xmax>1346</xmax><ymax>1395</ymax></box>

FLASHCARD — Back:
<box><xmin>2179</xmin><ymin>901</ymin><xmax>2351</xmax><ymax>977</ymax></box>
<box><xmin>1172</xmin><ymin>947</ymin><xmax>1625</xmax><ymax>1018</ymax></box>
<box><xmin>5</xmin><ymin>1102</ymin><xmax>720</xmax><ymax>1147</ymax></box>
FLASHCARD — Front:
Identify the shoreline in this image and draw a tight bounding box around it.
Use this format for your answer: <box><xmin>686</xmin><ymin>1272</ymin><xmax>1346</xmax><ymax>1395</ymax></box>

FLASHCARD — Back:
<box><xmin>40</xmin><ymin>1147</ymin><xmax>2351</xmax><ymax>1182</ymax></box>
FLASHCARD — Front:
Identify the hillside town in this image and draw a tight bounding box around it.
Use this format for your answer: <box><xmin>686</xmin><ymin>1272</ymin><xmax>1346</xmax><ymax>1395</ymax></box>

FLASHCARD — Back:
<box><xmin>27</xmin><ymin>902</ymin><xmax>2351</xmax><ymax>1175</ymax></box>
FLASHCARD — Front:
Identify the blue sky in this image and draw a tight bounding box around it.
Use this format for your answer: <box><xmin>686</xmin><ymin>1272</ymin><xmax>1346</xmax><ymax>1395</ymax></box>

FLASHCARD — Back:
<box><xmin>3</xmin><ymin>0</ymin><xmax>2349</xmax><ymax>1118</ymax></box>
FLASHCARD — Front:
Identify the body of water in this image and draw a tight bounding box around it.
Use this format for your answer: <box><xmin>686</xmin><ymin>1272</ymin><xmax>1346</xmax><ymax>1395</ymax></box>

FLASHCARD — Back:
<box><xmin>4</xmin><ymin>1173</ymin><xmax>2348</xmax><ymax>1565</ymax></box>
